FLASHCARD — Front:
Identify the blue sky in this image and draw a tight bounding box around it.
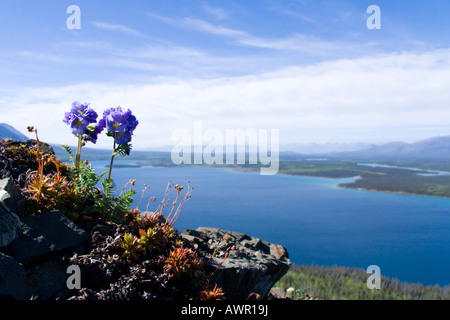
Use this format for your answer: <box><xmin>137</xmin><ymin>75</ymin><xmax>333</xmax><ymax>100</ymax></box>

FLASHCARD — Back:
<box><xmin>1</xmin><ymin>0</ymin><xmax>450</xmax><ymax>149</ymax></box>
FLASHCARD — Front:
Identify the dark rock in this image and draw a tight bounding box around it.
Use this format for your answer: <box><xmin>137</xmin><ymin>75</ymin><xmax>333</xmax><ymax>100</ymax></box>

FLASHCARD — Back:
<box><xmin>183</xmin><ymin>227</ymin><xmax>291</xmax><ymax>300</ymax></box>
<box><xmin>0</xmin><ymin>252</ymin><xmax>31</xmax><ymax>300</ymax></box>
<box><xmin>0</xmin><ymin>177</ymin><xmax>27</xmax><ymax>217</ymax></box>
<box><xmin>0</xmin><ymin>253</ymin><xmax>67</xmax><ymax>300</ymax></box>
<box><xmin>0</xmin><ymin>201</ymin><xmax>21</xmax><ymax>247</ymax></box>
<box><xmin>0</xmin><ymin>210</ymin><xmax>90</xmax><ymax>265</ymax></box>
<box><xmin>25</xmin><ymin>260</ymin><xmax>66</xmax><ymax>300</ymax></box>
<box><xmin>91</xmin><ymin>224</ymin><xmax>116</xmax><ymax>236</ymax></box>
<box><xmin>25</xmin><ymin>139</ymin><xmax>55</xmax><ymax>156</ymax></box>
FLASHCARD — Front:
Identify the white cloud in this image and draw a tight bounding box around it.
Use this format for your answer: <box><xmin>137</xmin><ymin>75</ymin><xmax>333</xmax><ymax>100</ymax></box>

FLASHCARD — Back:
<box><xmin>2</xmin><ymin>49</ymin><xmax>450</xmax><ymax>148</ymax></box>
<box><xmin>92</xmin><ymin>22</ymin><xmax>143</xmax><ymax>37</ymax></box>
<box><xmin>182</xmin><ymin>17</ymin><xmax>247</xmax><ymax>37</ymax></box>
<box><xmin>202</xmin><ymin>4</ymin><xmax>228</xmax><ymax>20</ymax></box>
<box><xmin>146</xmin><ymin>14</ymin><xmax>375</xmax><ymax>58</ymax></box>
<box><xmin>237</xmin><ymin>33</ymin><xmax>349</xmax><ymax>55</ymax></box>
<box><xmin>271</xmin><ymin>4</ymin><xmax>317</xmax><ymax>25</ymax></box>
<box><xmin>151</xmin><ymin>15</ymin><xmax>248</xmax><ymax>39</ymax></box>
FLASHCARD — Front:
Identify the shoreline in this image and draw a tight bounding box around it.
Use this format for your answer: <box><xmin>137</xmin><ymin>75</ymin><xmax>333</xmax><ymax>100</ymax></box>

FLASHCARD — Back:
<box><xmin>196</xmin><ymin>165</ymin><xmax>450</xmax><ymax>200</ymax></box>
<box><xmin>103</xmin><ymin>160</ymin><xmax>450</xmax><ymax>200</ymax></box>
<box><xmin>221</xmin><ymin>165</ymin><xmax>450</xmax><ymax>199</ymax></box>
<box><xmin>337</xmin><ymin>184</ymin><xmax>450</xmax><ymax>200</ymax></box>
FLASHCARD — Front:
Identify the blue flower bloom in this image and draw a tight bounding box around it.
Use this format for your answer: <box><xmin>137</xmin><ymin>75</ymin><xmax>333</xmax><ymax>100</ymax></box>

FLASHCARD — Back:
<box><xmin>115</xmin><ymin>130</ymin><xmax>133</xmax><ymax>146</ymax></box>
<box><xmin>102</xmin><ymin>107</ymin><xmax>138</xmax><ymax>145</ymax></box>
<box><xmin>63</xmin><ymin>102</ymin><xmax>98</xmax><ymax>136</ymax></box>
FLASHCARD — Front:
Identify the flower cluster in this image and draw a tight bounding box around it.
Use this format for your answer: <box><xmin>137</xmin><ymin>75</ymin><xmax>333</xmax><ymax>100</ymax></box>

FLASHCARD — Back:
<box><xmin>63</xmin><ymin>102</ymin><xmax>139</xmax><ymax>147</ymax></box>
<box><xmin>63</xmin><ymin>102</ymin><xmax>100</xmax><ymax>141</ymax></box>
<box><xmin>103</xmin><ymin>106</ymin><xmax>139</xmax><ymax>147</ymax></box>
<box><xmin>63</xmin><ymin>101</ymin><xmax>139</xmax><ymax>180</ymax></box>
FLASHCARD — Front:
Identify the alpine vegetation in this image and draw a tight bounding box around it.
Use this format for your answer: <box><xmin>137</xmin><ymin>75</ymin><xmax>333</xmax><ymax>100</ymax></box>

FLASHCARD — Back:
<box><xmin>7</xmin><ymin>100</ymin><xmax>231</xmax><ymax>300</ymax></box>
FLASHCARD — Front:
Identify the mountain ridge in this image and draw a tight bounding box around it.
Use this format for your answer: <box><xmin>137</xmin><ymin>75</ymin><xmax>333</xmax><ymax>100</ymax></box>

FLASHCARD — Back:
<box><xmin>332</xmin><ymin>135</ymin><xmax>450</xmax><ymax>160</ymax></box>
<box><xmin>0</xmin><ymin>123</ymin><xmax>29</xmax><ymax>141</ymax></box>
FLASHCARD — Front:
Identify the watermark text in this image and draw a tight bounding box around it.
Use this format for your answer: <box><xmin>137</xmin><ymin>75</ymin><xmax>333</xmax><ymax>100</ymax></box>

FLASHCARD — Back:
<box><xmin>67</xmin><ymin>5</ymin><xmax>81</xmax><ymax>30</ymax></box>
<box><xmin>171</xmin><ymin>121</ymin><xmax>279</xmax><ymax>175</ymax></box>
<box><xmin>366</xmin><ymin>265</ymin><xmax>381</xmax><ymax>289</ymax></box>
<box><xmin>367</xmin><ymin>5</ymin><xmax>381</xmax><ymax>30</ymax></box>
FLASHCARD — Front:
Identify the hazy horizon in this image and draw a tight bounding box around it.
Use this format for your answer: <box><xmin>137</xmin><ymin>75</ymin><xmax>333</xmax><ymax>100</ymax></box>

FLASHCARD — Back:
<box><xmin>4</xmin><ymin>121</ymin><xmax>449</xmax><ymax>154</ymax></box>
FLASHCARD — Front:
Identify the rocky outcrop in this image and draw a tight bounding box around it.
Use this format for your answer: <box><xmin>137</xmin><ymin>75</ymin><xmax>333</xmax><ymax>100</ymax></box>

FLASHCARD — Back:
<box><xmin>0</xmin><ymin>166</ymin><xmax>90</xmax><ymax>299</ymax></box>
<box><xmin>183</xmin><ymin>227</ymin><xmax>291</xmax><ymax>300</ymax></box>
<box><xmin>0</xmin><ymin>252</ymin><xmax>67</xmax><ymax>300</ymax></box>
<box><xmin>1</xmin><ymin>219</ymin><xmax>291</xmax><ymax>300</ymax></box>
<box><xmin>0</xmin><ymin>139</ymin><xmax>56</xmax><ymax>190</ymax></box>
<box><xmin>0</xmin><ymin>209</ymin><xmax>90</xmax><ymax>299</ymax></box>
<box><xmin>0</xmin><ymin>252</ymin><xmax>30</xmax><ymax>299</ymax></box>
<box><xmin>0</xmin><ymin>177</ymin><xmax>27</xmax><ymax>218</ymax></box>
<box><xmin>0</xmin><ymin>177</ymin><xmax>24</xmax><ymax>247</ymax></box>
<box><xmin>1</xmin><ymin>210</ymin><xmax>90</xmax><ymax>265</ymax></box>
<box><xmin>0</xmin><ymin>202</ymin><xmax>21</xmax><ymax>247</ymax></box>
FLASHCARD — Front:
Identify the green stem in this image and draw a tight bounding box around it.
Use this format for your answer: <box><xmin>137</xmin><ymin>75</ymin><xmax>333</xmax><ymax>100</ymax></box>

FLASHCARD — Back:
<box><xmin>108</xmin><ymin>138</ymin><xmax>117</xmax><ymax>182</ymax></box>
<box><xmin>75</xmin><ymin>135</ymin><xmax>83</xmax><ymax>172</ymax></box>
<box><xmin>103</xmin><ymin>138</ymin><xmax>117</xmax><ymax>224</ymax></box>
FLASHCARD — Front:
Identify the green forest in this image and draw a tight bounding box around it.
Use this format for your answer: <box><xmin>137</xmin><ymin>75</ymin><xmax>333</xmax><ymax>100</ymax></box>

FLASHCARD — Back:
<box><xmin>275</xmin><ymin>264</ymin><xmax>449</xmax><ymax>300</ymax></box>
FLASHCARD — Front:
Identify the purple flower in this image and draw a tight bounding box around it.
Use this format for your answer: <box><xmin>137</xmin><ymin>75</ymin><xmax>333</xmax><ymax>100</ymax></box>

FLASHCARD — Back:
<box><xmin>63</xmin><ymin>102</ymin><xmax>98</xmax><ymax>136</ymax></box>
<box><xmin>71</xmin><ymin>102</ymin><xmax>98</xmax><ymax>123</ymax></box>
<box><xmin>114</xmin><ymin>130</ymin><xmax>133</xmax><ymax>146</ymax></box>
<box><xmin>102</xmin><ymin>107</ymin><xmax>139</xmax><ymax>145</ymax></box>
<box><xmin>84</xmin><ymin>120</ymin><xmax>106</xmax><ymax>144</ymax></box>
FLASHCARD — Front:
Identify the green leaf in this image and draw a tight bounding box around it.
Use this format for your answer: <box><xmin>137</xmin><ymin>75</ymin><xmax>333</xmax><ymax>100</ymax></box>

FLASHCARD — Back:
<box><xmin>114</xmin><ymin>143</ymin><xmax>132</xmax><ymax>157</ymax></box>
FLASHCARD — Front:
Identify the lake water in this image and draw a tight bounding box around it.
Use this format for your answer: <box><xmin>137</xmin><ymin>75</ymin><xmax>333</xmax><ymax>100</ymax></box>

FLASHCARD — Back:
<box><xmin>90</xmin><ymin>160</ymin><xmax>450</xmax><ymax>287</ymax></box>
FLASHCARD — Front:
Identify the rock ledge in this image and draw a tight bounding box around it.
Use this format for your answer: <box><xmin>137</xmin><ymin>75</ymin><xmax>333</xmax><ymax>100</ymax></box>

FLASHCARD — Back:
<box><xmin>183</xmin><ymin>227</ymin><xmax>291</xmax><ymax>300</ymax></box>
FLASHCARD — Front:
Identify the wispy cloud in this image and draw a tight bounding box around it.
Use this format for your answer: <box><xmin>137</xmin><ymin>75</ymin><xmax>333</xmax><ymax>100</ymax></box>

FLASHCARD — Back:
<box><xmin>92</xmin><ymin>22</ymin><xmax>143</xmax><ymax>37</ymax></box>
<box><xmin>274</xmin><ymin>7</ymin><xmax>316</xmax><ymax>24</ymax></box>
<box><xmin>202</xmin><ymin>4</ymin><xmax>228</xmax><ymax>20</ymax></box>
<box><xmin>237</xmin><ymin>33</ymin><xmax>356</xmax><ymax>56</ymax></box>
<box><xmin>148</xmin><ymin>13</ymin><xmax>247</xmax><ymax>38</ymax></box>
<box><xmin>181</xmin><ymin>17</ymin><xmax>247</xmax><ymax>37</ymax></box>
<box><xmin>2</xmin><ymin>8</ymin><xmax>437</xmax><ymax>89</ymax></box>
<box><xmin>147</xmin><ymin>13</ymin><xmax>372</xmax><ymax>59</ymax></box>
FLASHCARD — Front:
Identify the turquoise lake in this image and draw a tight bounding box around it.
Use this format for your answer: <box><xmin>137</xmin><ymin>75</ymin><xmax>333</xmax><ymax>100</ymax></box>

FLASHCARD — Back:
<box><xmin>90</xmin><ymin>160</ymin><xmax>450</xmax><ymax>287</ymax></box>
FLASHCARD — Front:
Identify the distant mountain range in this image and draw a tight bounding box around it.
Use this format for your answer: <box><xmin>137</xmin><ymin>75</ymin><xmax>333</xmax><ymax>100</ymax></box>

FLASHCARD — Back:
<box><xmin>2</xmin><ymin>123</ymin><xmax>450</xmax><ymax>160</ymax></box>
<box><xmin>0</xmin><ymin>123</ymin><xmax>29</xmax><ymax>141</ymax></box>
<box><xmin>279</xmin><ymin>142</ymin><xmax>374</xmax><ymax>154</ymax></box>
<box><xmin>138</xmin><ymin>137</ymin><xmax>450</xmax><ymax>160</ymax></box>
<box><xmin>281</xmin><ymin>136</ymin><xmax>450</xmax><ymax>160</ymax></box>
<box><xmin>335</xmin><ymin>136</ymin><xmax>450</xmax><ymax>160</ymax></box>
